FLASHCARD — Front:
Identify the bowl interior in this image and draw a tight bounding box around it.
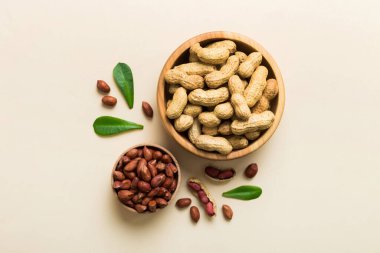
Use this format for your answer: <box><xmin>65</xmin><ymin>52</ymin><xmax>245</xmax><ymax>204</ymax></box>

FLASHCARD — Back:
<box><xmin>158</xmin><ymin>32</ymin><xmax>285</xmax><ymax>160</ymax></box>
<box><xmin>112</xmin><ymin>144</ymin><xmax>181</xmax><ymax>213</ymax></box>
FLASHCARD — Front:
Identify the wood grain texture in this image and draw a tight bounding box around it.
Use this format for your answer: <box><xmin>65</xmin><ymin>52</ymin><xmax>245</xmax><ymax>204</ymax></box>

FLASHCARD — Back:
<box><xmin>157</xmin><ymin>31</ymin><xmax>285</xmax><ymax>160</ymax></box>
<box><xmin>111</xmin><ymin>144</ymin><xmax>181</xmax><ymax>214</ymax></box>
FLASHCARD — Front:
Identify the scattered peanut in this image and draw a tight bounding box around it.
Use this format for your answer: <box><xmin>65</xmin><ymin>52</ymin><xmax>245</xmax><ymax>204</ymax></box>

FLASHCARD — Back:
<box><xmin>222</xmin><ymin>205</ymin><xmax>233</xmax><ymax>220</ymax></box>
<box><xmin>102</xmin><ymin>96</ymin><xmax>117</xmax><ymax>106</ymax></box>
<box><xmin>204</xmin><ymin>166</ymin><xmax>235</xmax><ymax>181</ymax></box>
<box><xmin>142</xmin><ymin>101</ymin><xmax>153</xmax><ymax>118</ymax></box>
<box><xmin>188</xmin><ymin>178</ymin><xmax>216</xmax><ymax>216</ymax></box>
<box><xmin>245</xmin><ymin>163</ymin><xmax>258</xmax><ymax>178</ymax></box>
<box><xmin>176</xmin><ymin>198</ymin><xmax>192</xmax><ymax>208</ymax></box>
<box><xmin>204</xmin><ymin>166</ymin><xmax>219</xmax><ymax>178</ymax></box>
<box><xmin>190</xmin><ymin>206</ymin><xmax>200</xmax><ymax>222</ymax></box>
<box><xmin>97</xmin><ymin>80</ymin><xmax>110</xmax><ymax>93</ymax></box>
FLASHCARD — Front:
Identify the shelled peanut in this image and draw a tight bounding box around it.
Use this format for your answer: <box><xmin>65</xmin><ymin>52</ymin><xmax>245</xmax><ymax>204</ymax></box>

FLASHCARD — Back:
<box><xmin>204</xmin><ymin>166</ymin><xmax>235</xmax><ymax>181</ymax></box>
<box><xmin>164</xmin><ymin>40</ymin><xmax>279</xmax><ymax>155</ymax></box>
<box><xmin>113</xmin><ymin>146</ymin><xmax>179</xmax><ymax>213</ymax></box>
<box><xmin>187</xmin><ymin>178</ymin><xmax>216</xmax><ymax>216</ymax></box>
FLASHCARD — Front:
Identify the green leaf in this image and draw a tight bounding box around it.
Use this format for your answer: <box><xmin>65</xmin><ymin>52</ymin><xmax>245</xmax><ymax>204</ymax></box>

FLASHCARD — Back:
<box><xmin>222</xmin><ymin>185</ymin><xmax>262</xmax><ymax>200</ymax></box>
<box><xmin>93</xmin><ymin>116</ymin><xmax>143</xmax><ymax>136</ymax></box>
<box><xmin>113</xmin><ymin>62</ymin><xmax>134</xmax><ymax>109</ymax></box>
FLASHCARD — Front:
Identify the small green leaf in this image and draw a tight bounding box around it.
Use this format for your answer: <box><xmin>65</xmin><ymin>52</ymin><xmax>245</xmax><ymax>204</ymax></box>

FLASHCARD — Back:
<box><xmin>222</xmin><ymin>185</ymin><xmax>262</xmax><ymax>200</ymax></box>
<box><xmin>113</xmin><ymin>62</ymin><xmax>134</xmax><ymax>109</ymax></box>
<box><xmin>93</xmin><ymin>116</ymin><xmax>143</xmax><ymax>136</ymax></box>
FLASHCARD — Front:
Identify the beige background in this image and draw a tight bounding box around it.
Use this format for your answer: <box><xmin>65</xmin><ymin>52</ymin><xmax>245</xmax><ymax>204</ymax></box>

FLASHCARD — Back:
<box><xmin>1</xmin><ymin>0</ymin><xmax>380</xmax><ymax>252</ymax></box>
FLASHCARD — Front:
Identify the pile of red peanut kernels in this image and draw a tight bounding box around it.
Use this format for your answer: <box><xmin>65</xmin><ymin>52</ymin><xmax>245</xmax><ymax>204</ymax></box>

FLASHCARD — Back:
<box><xmin>112</xmin><ymin>146</ymin><xmax>179</xmax><ymax>213</ymax></box>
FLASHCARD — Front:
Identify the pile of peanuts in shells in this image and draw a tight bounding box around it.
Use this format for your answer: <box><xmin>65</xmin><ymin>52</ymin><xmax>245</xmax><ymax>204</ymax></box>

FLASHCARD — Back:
<box><xmin>113</xmin><ymin>146</ymin><xmax>178</xmax><ymax>213</ymax></box>
<box><xmin>165</xmin><ymin>40</ymin><xmax>279</xmax><ymax>155</ymax></box>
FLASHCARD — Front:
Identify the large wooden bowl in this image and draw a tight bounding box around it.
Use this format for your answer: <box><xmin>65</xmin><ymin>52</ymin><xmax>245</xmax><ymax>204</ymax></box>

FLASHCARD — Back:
<box><xmin>157</xmin><ymin>31</ymin><xmax>285</xmax><ymax>160</ymax></box>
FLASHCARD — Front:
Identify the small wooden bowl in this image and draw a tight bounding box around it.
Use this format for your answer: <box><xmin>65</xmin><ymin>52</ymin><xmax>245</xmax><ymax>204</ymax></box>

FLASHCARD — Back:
<box><xmin>157</xmin><ymin>31</ymin><xmax>285</xmax><ymax>160</ymax></box>
<box><xmin>111</xmin><ymin>144</ymin><xmax>181</xmax><ymax>213</ymax></box>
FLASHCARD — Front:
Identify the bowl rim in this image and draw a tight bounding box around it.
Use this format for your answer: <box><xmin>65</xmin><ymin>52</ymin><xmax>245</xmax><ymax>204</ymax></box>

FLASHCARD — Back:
<box><xmin>111</xmin><ymin>143</ymin><xmax>181</xmax><ymax>214</ymax></box>
<box><xmin>157</xmin><ymin>31</ymin><xmax>285</xmax><ymax>160</ymax></box>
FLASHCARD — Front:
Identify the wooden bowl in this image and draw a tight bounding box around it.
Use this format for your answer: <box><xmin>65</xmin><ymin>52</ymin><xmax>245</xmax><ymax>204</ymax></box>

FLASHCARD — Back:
<box><xmin>157</xmin><ymin>31</ymin><xmax>285</xmax><ymax>160</ymax></box>
<box><xmin>111</xmin><ymin>144</ymin><xmax>181</xmax><ymax>213</ymax></box>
